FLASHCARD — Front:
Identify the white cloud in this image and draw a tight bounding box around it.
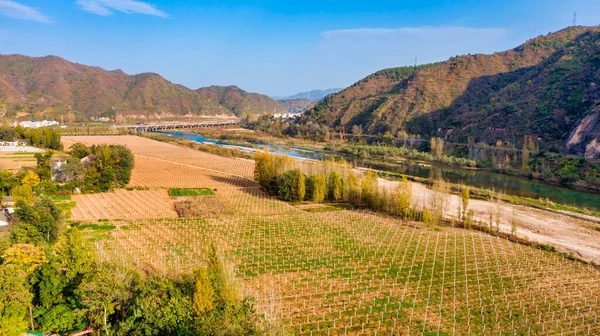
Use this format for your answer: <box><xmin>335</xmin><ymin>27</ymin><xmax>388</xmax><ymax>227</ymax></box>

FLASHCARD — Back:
<box><xmin>0</xmin><ymin>0</ymin><xmax>51</xmax><ymax>23</ymax></box>
<box><xmin>76</xmin><ymin>0</ymin><xmax>168</xmax><ymax>17</ymax></box>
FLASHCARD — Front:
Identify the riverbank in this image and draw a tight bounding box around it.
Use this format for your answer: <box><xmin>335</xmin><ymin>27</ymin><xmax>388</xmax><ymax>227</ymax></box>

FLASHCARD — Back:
<box><xmin>149</xmin><ymin>129</ymin><xmax>600</xmax><ymax>213</ymax></box>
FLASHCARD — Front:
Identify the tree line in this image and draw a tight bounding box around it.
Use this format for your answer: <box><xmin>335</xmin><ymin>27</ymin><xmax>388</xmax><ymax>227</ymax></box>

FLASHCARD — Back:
<box><xmin>255</xmin><ymin>149</ymin><xmax>433</xmax><ymax>222</ymax></box>
<box><xmin>0</xmin><ymin>125</ymin><xmax>63</xmax><ymax>150</ymax></box>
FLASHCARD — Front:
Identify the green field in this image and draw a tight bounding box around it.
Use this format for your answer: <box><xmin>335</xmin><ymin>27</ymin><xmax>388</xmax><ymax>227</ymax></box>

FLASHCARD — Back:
<box><xmin>53</xmin><ymin>195</ymin><xmax>72</xmax><ymax>202</ymax></box>
<box><xmin>168</xmin><ymin>188</ymin><xmax>215</xmax><ymax>197</ymax></box>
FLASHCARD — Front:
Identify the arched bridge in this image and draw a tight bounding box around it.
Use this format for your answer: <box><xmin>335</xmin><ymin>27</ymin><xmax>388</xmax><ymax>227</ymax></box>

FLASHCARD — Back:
<box><xmin>120</xmin><ymin>120</ymin><xmax>240</xmax><ymax>132</ymax></box>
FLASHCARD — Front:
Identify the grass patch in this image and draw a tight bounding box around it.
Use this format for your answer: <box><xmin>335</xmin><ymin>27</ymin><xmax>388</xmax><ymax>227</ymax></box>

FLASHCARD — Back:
<box><xmin>56</xmin><ymin>201</ymin><xmax>76</xmax><ymax>211</ymax></box>
<box><xmin>53</xmin><ymin>195</ymin><xmax>72</xmax><ymax>202</ymax></box>
<box><xmin>77</xmin><ymin>223</ymin><xmax>116</xmax><ymax>231</ymax></box>
<box><xmin>168</xmin><ymin>188</ymin><xmax>215</xmax><ymax>197</ymax></box>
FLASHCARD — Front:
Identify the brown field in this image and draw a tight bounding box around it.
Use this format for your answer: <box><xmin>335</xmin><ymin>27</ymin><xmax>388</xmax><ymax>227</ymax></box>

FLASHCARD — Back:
<box><xmin>62</xmin><ymin>135</ymin><xmax>255</xmax><ymax>179</ymax></box>
<box><xmin>62</xmin><ymin>136</ymin><xmax>600</xmax><ymax>335</ymax></box>
<box><xmin>0</xmin><ymin>152</ymin><xmax>38</xmax><ymax>170</ymax></box>
<box><xmin>71</xmin><ymin>189</ymin><xmax>178</xmax><ymax>221</ymax></box>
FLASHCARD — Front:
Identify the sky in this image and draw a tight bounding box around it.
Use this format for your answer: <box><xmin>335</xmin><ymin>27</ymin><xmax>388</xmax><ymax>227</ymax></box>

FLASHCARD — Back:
<box><xmin>0</xmin><ymin>1</ymin><xmax>600</xmax><ymax>97</ymax></box>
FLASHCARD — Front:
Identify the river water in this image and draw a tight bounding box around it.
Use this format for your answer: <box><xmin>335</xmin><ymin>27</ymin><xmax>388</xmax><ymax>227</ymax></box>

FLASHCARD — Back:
<box><xmin>158</xmin><ymin>131</ymin><xmax>600</xmax><ymax>211</ymax></box>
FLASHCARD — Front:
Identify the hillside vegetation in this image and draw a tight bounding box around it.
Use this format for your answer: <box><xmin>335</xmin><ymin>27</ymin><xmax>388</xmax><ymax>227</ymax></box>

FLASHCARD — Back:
<box><xmin>300</xmin><ymin>26</ymin><xmax>600</xmax><ymax>156</ymax></box>
<box><xmin>0</xmin><ymin>55</ymin><xmax>285</xmax><ymax>120</ymax></box>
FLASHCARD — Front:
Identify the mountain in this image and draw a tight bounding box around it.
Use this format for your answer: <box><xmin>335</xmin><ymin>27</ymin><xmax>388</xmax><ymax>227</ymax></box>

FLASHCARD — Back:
<box><xmin>276</xmin><ymin>88</ymin><xmax>342</xmax><ymax>102</ymax></box>
<box><xmin>0</xmin><ymin>54</ymin><xmax>285</xmax><ymax>119</ymax></box>
<box><xmin>277</xmin><ymin>99</ymin><xmax>315</xmax><ymax>113</ymax></box>
<box><xmin>196</xmin><ymin>85</ymin><xmax>286</xmax><ymax>117</ymax></box>
<box><xmin>300</xmin><ymin>26</ymin><xmax>600</xmax><ymax>156</ymax></box>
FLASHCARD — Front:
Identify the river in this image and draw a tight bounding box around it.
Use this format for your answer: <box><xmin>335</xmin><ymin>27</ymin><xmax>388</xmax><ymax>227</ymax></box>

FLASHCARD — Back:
<box><xmin>157</xmin><ymin>131</ymin><xmax>600</xmax><ymax>211</ymax></box>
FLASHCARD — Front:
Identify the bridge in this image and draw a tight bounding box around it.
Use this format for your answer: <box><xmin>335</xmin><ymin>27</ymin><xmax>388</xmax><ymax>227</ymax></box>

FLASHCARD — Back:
<box><xmin>119</xmin><ymin>120</ymin><xmax>240</xmax><ymax>132</ymax></box>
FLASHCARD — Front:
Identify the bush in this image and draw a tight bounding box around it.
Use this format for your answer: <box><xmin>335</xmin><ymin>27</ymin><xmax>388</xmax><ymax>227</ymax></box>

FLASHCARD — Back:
<box><xmin>278</xmin><ymin>169</ymin><xmax>306</xmax><ymax>202</ymax></box>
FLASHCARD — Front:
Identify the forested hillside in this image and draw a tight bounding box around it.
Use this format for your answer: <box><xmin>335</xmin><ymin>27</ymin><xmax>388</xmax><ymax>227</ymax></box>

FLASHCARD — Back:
<box><xmin>300</xmin><ymin>26</ymin><xmax>600</xmax><ymax>156</ymax></box>
<box><xmin>0</xmin><ymin>55</ymin><xmax>285</xmax><ymax>120</ymax></box>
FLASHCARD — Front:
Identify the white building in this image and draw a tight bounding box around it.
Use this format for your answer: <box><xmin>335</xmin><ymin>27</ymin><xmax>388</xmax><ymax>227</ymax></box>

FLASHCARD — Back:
<box><xmin>13</xmin><ymin>120</ymin><xmax>60</xmax><ymax>128</ymax></box>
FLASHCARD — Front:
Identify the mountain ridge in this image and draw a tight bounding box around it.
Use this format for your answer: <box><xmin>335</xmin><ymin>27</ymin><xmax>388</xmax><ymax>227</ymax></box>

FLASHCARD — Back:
<box><xmin>0</xmin><ymin>54</ymin><xmax>285</xmax><ymax>120</ymax></box>
<box><xmin>274</xmin><ymin>88</ymin><xmax>342</xmax><ymax>102</ymax></box>
<box><xmin>299</xmin><ymin>26</ymin><xmax>600</xmax><ymax>156</ymax></box>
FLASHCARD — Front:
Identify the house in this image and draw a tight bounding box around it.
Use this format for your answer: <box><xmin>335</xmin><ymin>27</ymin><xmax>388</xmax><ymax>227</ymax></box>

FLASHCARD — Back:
<box><xmin>1</xmin><ymin>196</ymin><xmax>15</xmax><ymax>227</ymax></box>
<box><xmin>80</xmin><ymin>154</ymin><xmax>97</xmax><ymax>168</ymax></box>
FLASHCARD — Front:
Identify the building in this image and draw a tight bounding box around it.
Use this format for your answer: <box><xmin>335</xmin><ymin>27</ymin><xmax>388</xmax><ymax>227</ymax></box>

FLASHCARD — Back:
<box><xmin>13</xmin><ymin>120</ymin><xmax>60</xmax><ymax>128</ymax></box>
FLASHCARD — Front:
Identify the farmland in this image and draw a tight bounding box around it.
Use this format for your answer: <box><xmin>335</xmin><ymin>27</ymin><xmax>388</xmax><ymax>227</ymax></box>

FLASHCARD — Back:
<box><xmin>62</xmin><ymin>136</ymin><xmax>600</xmax><ymax>335</ymax></box>
<box><xmin>0</xmin><ymin>151</ymin><xmax>39</xmax><ymax>170</ymax></box>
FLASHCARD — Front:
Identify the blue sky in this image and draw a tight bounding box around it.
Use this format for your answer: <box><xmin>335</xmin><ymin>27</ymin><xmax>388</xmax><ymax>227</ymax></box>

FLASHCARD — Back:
<box><xmin>0</xmin><ymin>1</ymin><xmax>599</xmax><ymax>96</ymax></box>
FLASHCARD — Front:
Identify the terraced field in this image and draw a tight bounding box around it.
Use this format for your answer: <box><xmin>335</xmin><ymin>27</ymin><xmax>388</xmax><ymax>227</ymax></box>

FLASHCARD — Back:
<box><xmin>64</xmin><ymin>136</ymin><xmax>600</xmax><ymax>335</ymax></box>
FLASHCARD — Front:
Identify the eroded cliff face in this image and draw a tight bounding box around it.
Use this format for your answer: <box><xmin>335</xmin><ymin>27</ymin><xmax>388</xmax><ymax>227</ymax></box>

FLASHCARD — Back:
<box><xmin>566</xmin><ymin>106</ymin><xmax>600</xmax><ymax>158</ymax></box>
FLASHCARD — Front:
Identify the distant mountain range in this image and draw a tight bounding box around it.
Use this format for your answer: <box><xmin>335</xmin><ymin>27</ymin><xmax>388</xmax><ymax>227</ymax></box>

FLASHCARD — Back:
<box><xmin>0</xmin><ymin>54</ymin><xmax>286</xmax><ymax>120</ymax></box>
<box><xmin>274</xmin><ymin>88</ymin><xmax>342</xmax><ymax>102</ymax></box>
<box><xmin>300</xmin><ymin>26</ymin><xmax>600</xmax><ymax>157</ymax></box>
<box><xmin>276</xmin><ymin>99</ymin><xmax>315</xmax><ymax>114</ymax></box>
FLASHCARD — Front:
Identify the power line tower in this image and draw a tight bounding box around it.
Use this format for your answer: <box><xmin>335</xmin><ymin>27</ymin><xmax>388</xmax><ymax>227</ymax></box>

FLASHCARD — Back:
<box><xmin>414</xmin><ymin>57</ymin><xmax>417</xmax><ymax>68</ymax></box>
<box><xmin>573</xmin><ymin>12</ymin><xmax>577</xmax><ymax>26</ymax></box>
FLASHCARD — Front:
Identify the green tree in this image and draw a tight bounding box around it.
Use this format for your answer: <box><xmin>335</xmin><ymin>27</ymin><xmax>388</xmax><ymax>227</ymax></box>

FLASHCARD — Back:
<box><xmin>0</xmin><ymin>265</ymin><xmax>32</xmax><ymax>336</ymax></box>
<box><xmin>77</xmin><ymin>264</ymin><xmax>137</xmax><ymax>333</ymax></box>
<box><xmin>124</xmin><ymin>277</ymin><xmax>194</xmax><ymax>335</ymax></box>
<box><xmin>52</xmin><ymin>229</ymin><xmax>96</xmax><ymax>282</ymax></box>
<box><xmin>278</xmin><ymin>169</ymin><xmax>305</xmax><ymax>202</ymax></box>
<box><xmin>34</xmin><ymin>151</ymin><xmax>54</xmax><ymax>181</ymax></box>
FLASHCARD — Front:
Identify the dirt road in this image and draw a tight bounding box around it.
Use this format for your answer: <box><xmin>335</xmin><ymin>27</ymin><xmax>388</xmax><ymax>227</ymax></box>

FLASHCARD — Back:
<box><xmin>381</xmin><ymin>178</ymin><xmax>600</xmax><ymax>264</ymax></box>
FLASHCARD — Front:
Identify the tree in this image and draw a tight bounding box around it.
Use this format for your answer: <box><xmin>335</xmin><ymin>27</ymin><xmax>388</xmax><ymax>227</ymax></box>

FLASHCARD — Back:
<box><xmin>1</xmin><ymin>244</ymin><xmax>47</xmax><ymax>274</ymax></box>
<box><xmin>21</xmin><ymin>171</ymin><xmax>41</xmax><ymax>188</ymax></box>
<box><xmin>206</xmin><ymin>245</ymin><xmax>236</xmax><ymax>310</ymax></box>
<box><xmin>327</xmin><ymin>171</ymin><xmax>343</xmax><ymax>202</ymax></box>
<box><xmin>34</xmin><ymin>151</ymin><xmax>54</xmax><ymax>181</ymax></box>
<box><xmin>430</xmin><ymin>137</ymin><xmax>444</xmax><ymax>158</ymax></box>
<box><xmin>52</xmin><ymin>229</ymin><xmax>96</xmax><ymax>282</ymax></box>
<box><xmin>11</xmin><ymin>184</ymin><xmax>34</xmax><ymax>205</ymax></box>
<box><xmin>193</xmin><ymin>268</ymin><xmax>214</xmax><ymax>315</ymax></box>
<box><xmin>0</xmin><ymin>171</ymin><xmax>19</xmax><ymax>196</ymax></box>
<box><xmin>0</xmin><ymin>265</ymin><xmax>32</xmax><ymax>336</ymax></box>
<box><xmin>460</xmin><ymin>186</ymin><xmax>470</xmax><ymax>223</ymax></box>
<box><xmin>361</xmin><ymin>170</ymin><xmax>379</xmax><ymax>208</ymax></box>
<box><xmin>254</xmin><ymin>149</ymin><xmax>276</xmax><ymax>190</ymax></box>
<box><xmin>125</xmin><ymin>277</ymin><xmax>194</xmax><ymax>335</ymax></box>
<box><xmin>77</xmin><ymin>264</ymin><xmax>136</xmax><ymax>333</ymax></box>
<box><xmin>392</xmin><ymin>176</ymin><xmax>412</xmax><ymax>219</ymax></box>
<box><xmin>511</xmin><ymin>211</ymin><xmax>518</xmax><ymax>236</ymax></box>
<box><xmin>307</xmin><ymin>174</ymin><xmax>327</xmax><ymax>203</ymax></box>
<box><xmin>427</xmin><ymin>179</ymin><xmax>449</xmax><ymax>226</ymax></box>
<box><xmin>14</xmin><ymin>197</ymin><xmax>62</xmax><ymax>243</ymax></box>
<box><xmin>70</xmin><ymin>143</ymin><xmax>91</xmax><ymax>160</ymax></box>
<box><xmin>278</xmin><ymin>169</ymin><xmax>305</xmax><ymax>202</ymax></box>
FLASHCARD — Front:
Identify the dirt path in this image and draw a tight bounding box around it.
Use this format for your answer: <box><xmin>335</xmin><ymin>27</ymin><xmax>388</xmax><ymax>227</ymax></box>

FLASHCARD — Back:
<box><xmin>381</xmin><ymin>178</ymin><xmax>600</xmax><ymax>264</ymax></box>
